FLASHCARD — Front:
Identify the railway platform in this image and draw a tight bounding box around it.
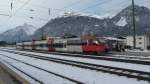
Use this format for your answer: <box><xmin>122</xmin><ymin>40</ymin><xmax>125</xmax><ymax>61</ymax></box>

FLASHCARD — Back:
<box><xmin>0</xmin><ymin>61</ymin><xmax>29</xmax><ymax>84</ymax></box>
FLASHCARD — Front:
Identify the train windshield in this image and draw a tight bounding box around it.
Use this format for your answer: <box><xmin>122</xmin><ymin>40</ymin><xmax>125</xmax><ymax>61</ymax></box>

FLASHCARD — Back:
<box><xmin>93</xmin><ymin>40</ymin><xmax>99</xmax><ymax>45</ymax></box>
<box><xmin>88</xmin><ymin>40</ymin><xmax>100</xmax><ymax>45</ymax></box>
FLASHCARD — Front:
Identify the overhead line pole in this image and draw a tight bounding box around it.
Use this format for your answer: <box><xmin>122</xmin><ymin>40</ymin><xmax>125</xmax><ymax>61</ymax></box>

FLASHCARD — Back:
<box><xmin>132</xmin><ymin>0</ymin><xmax>136</xmax><ymax>49</ymax></box>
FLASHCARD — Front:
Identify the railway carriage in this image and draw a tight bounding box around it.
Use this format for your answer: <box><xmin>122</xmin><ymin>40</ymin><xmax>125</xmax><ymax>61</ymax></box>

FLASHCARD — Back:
<box><xmin>16</xmin><ymin>43</ymin><xmax>24</xmax><ymax>49</ymax></box>
<box><xmin>34</xmin><ymin>40</ymin><xmax>48</xmax><ymax>51</ymax></box>
<box><xmin>16</xmin><ymin>36</ymin><xmax>108</xmax><ymax>54</ymax></box>
<box><xmin>23</xmin><ymin>42</ymin><xmax>33</xmax><ymax>50</ymax></box>
<box><xmin>66</xmin><ymin>38</ymin><xmax>83</xmax><ymax>53</ymax></box>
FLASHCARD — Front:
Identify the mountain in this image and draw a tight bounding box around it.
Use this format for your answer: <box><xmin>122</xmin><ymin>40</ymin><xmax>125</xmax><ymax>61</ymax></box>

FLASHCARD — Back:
<box><xmin>33</xmin><ymin>5</ymin><xmax>150</xmax><ymax>40</ymax></box>
<box><xmin>111</xmin><ymin>5</ymin><xmax>150</xmax><ymax>36</ymax></box>
<box><xmin>0</xmin><ymin>23</ymin><xmax>37</xmax><ymax>42</ymax></box>
<box><xmin>1</xmin><ymin>5</ymin><xmax>150</xmax><ymax>42</ymax></box>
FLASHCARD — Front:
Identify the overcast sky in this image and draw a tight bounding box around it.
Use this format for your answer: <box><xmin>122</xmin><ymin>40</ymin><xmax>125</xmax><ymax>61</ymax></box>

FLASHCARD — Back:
<box><xmin>0</xmin><ymin>0</ymin><xmax>150</xmax><ymax>33</ymax></box>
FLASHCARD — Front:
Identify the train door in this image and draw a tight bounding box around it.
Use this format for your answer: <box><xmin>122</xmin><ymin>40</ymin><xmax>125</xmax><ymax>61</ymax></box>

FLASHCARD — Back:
<box><xmin>48</xmin><ymin>38</ymin><xmax>55</xmax><ymax>52</ymax></box>
<box><xmin>32</xmin><ymin>40</ymin><xmax>35</xmax><ymax>50</ymax></box>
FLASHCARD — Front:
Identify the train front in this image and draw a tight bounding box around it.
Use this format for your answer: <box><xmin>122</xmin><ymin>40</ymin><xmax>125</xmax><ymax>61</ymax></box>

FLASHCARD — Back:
<box><xmin>81</xmin><ymin>37</ymin><xmax>108</xmax><ymax>54</ymax></box>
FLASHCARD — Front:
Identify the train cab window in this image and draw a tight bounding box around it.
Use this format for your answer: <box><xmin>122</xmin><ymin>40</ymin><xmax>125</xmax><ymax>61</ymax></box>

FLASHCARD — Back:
<box><xmin>93</xmin><ymin>41</ymin><xmax>99</xmax><ymax>45</ymax></box>
<box><xmin>88</xmin><ymin>40</ymin><xmax>99</xmax><ymax>45</ymax></box>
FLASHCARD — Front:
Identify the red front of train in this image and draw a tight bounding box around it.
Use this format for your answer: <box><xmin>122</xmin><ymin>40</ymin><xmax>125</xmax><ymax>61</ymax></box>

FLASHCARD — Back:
<box><xmin>81</xmin><ymin>37</ymin><xmax>108</xmax><ymax>54</ymax></box>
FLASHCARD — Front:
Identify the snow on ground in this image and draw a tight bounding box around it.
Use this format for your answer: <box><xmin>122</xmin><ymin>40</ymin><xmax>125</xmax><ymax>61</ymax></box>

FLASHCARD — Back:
<box><xmin>0</xmin><ymin>59</ymin><xmax>39</xmax><ymax>84</ymax></box>
<box><xmin>113</xmin><ymin>54</ymin><xmax>150</xmax><ymax>57</ymax></box>
<box><xmin>0</xmin><ymin>50</ymin><xmax>149</xmax><ymax>84</ymax></box>
<box><xmin>126</xmin><ymin>49</ymin><xmax>150</xmax><ymax>53</ymax></box>
<box><xmin>3</xmin><ymin>49</ymin><xmax>150</xmax><ymax>73</ymax></box>
<box><xmin>0</xmin><ymin>56</ymin><xmax>74</xmax><ymax>84</ymax></box>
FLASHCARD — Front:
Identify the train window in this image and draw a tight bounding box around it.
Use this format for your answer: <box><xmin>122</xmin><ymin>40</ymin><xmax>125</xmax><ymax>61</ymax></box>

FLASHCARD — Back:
<box><xmin>39</xmin><ymin>44</ymin><xmax>42</xmax><ymax>47</ymax></box>
<box><xmin>67</xmin><ymin>40</ymin><xmax>82</xmax><ymax>45</ymax></box>
<box><xmin>35</xmin><ymin>44</ymin><xmax>40</xmax><ymax>47</ymax></box>
<box><xmin>38</xmin><ymin>44</ymin><xmax>47</xmax><ymax>47</ymax></box>
<box><xmin>53</xmin><ymin>43</ymin><xmax>64</xmax><ymax>48</ymax></box>
<box><xmin>81</xmin><ymin>40</ymin><xmax>87</xmax><ymax>45</ymax></box>
<box><xmin>67</xmin><ymin>40</ymin><xmax>88</xmax><ymax>46</ymax></box>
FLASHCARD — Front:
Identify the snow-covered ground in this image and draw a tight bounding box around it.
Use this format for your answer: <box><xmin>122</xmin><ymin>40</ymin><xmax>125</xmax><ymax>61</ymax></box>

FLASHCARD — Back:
<box><xmin>126</xmin><ymin>49</ymin><xmax>150</xmax><ymax>53</ymax></box>
<box><xmin>0</xmin><ymin>50</ymin><xmax>149</xmax><ymax>84</ymax></box>
<box><xmin>2</xmin><ymin>49</ymin><xmax>150</xmax><ymax>72</ymax></box>
<box><xmin>0</xmin><ymin>58</ymin><xmax>74</xmax><ymax>84</ymax></box>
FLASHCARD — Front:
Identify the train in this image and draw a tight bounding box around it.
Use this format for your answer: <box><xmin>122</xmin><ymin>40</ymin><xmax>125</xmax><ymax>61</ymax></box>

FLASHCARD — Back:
<box><xmin>16</xmin><ymin>36</ymin><xmax>108</xmax><ymax>54</ymax></box>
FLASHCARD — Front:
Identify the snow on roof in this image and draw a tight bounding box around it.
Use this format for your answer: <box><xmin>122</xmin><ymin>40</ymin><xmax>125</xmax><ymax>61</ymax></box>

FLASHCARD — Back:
<box><xmin>104</xmin><ymin>37</ymin><xmax>124</xmax><ymax>41</ymax></box>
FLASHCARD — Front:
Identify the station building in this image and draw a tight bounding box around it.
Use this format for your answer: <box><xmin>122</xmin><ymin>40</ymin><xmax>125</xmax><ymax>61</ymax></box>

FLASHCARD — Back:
<box><xmin>126</xmin><ymin>35</ymin><xmax>150</xmax><ymax>50</ymax></box>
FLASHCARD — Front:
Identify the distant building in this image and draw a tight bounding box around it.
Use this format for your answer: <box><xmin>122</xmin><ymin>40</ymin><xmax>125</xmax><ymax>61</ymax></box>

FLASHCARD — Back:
<box><xmin>126</xmin><ymin>35</ymin><xmax>150</xmax><ymax>50</ymax></box>
<box><xmin>99</xmin><ymin>37</ymin><xmax>126</xmax><ymax>52</ymax></box>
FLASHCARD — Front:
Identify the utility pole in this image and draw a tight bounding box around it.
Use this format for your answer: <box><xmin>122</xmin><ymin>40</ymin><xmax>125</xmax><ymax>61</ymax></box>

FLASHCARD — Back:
<box><xmin>10</xmin><ymin>0</ymin><xmax>13</xmax><ymax>11</ymax></box>
<box><xmin>132</xmin><ymin>0</ymin><xmax>136</xmax><ymax>49</ymax></box>
<box><xmin>49</xmin><ymin>8</ymin><xmax>51</xmax><ymax>17</ymax></box>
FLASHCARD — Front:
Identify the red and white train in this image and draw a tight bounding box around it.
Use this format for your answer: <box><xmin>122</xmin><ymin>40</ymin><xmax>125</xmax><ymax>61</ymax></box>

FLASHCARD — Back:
<box><xmin>16</xmin><ymin>37</ymin><xmax>108</xmax><ymax>54</ymax></box>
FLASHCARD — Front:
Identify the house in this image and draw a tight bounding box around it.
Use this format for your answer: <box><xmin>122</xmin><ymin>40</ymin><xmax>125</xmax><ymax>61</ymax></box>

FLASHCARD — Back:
<box><xmin>126</xmin><ymin>35</ymin><xmax>150</xmax><ymax>50</ymax></box>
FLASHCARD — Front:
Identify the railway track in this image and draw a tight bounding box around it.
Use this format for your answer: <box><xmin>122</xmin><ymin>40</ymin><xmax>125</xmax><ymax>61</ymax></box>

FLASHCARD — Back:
<box><xmin>1</xmin><ymin>50</ymin><xmax>150</xmax><ymax>82</ymax></box>
<box><xmin>2</xmin><ymin>48</ymin><xmax>150</xmax><ymax>65</ymax></box>
<box><xmin>0</xmin><ymin>54</ymin><xmax>84</xmax><ymax>84</ymax></box>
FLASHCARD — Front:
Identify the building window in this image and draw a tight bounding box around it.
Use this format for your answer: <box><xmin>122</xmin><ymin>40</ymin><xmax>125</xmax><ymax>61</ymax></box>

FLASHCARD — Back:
<box><xmin>139</xmin><ymin>37</ymin><xmax>142</xmax><ymax>40</ymax></box>
<box><xmin>139</xmin><ymin>42</ymin><xmax>142</xmax><ymax>44</ymax></box>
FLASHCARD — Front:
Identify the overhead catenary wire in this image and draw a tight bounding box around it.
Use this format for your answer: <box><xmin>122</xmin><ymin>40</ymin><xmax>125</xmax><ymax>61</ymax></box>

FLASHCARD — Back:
<box><xmin>0</xmin><ymin>0</ymin><xmax>147</xmax><ymax>31</ymax></box>
<box><xmin>0</xmin><ymin>2</ymin><xmax>131</xmax><ymax>21</ymax></box>
<box><xmin>1</xmin><ymin>0</ymin><xmax>131</xmax><ymax>19</ymax></box>
<box><xmin>0</xmin><ymin>0</ymin><xmax>32</xmax><ymax>27</ymax></box>
<box><xmin>0</xmin><ymin>0</ymin><xmax>92</xmax><ymax>28</ymax></box>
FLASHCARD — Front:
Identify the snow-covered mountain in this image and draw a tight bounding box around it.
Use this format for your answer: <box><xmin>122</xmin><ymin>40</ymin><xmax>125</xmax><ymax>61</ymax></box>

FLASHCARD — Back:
<box><xmin>115</xmin><ymin>17</ymin><xmax>127</xmax><ymax>27</ymax></box>
<box><xmin>0</xmin><ymin>23</ymin><xmax>37</xmax><ymax>42</ymax></box>
<box><xmin>111</xmin><ymin>5</ymin><xmax>150</xmax><ymax>36</ymax></box>
<box><xmin>33</xmin><ymin>5</ymin><xmax>150</xmax><ymax>40</ymax></box>
<box><xmin>1</xmin><ymin>5</ymin><xmax>150</xmax><ymax>42</ymax></box>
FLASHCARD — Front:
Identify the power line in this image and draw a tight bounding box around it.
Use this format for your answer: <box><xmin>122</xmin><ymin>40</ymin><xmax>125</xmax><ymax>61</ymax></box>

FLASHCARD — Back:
<box><xmin>11</xmin><ymin>0</ymin><xmax>32</xmax><ymax>17</ymax></box>
<box><xmin>16</xmin><ymin>0</ymin><xmax>88</xmax><ymax>12</ymax></box>
<box><xmin>0</xmin><ymin>12</ymin><xmax>49</xmax><ymax>21</ymax></box>
<box><xmin>0</xmin><ymin>0</ymin><xmax>90</xmax><ymax>26</ymax></box>
<box><xmin>0</xmin><ymin>13</ymin><xmax>10</xmax><ymax>16</ymax></box>
<box><xmin>2</xmin><ymin>0</ymin><xmax>129</xmax><ymax>19</ymax></box>
<box><xmin>61</xmin><ymin>0</ymin><xmax>85</xmax><ymax>10</ymax></box>
<box><xmin>78</xmin><ymin>0</ymin><xmax>113</xmax><ymax>12</ymax></box>
<box><xmin>0</xmin><ymin>0</ymin><xmax>32</xmax><ymax>27</ymax></box>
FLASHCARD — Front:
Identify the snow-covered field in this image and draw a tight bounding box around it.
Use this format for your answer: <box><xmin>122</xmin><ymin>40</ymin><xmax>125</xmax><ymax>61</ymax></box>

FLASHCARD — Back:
<box><xmin>0</xmin><ymin>49</ymin><xmax>149</xmax><ymax>84</ymax></box>
<box><xmin>2</xmin><ymin>49</ymin><xmax>150</xmax><ymax>72</ymax></box>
